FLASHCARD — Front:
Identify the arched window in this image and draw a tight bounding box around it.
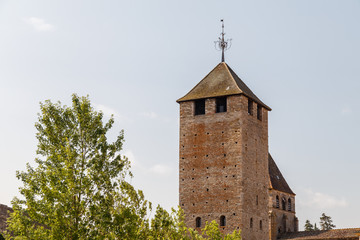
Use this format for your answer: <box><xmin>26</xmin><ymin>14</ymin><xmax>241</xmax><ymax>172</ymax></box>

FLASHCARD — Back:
<box><xmin>196</xmin><ymin>217</ymin><xmax>201</xmax><ymax>228</ymax></box>
<box><xmin>288</xmin><ymin>198</ymin><xmax>292</xmax><ymax>211</ymax></box>
<box><xmin>276</xmin><ymin>195</ymin><xmax>279</xmax><ymax>208</ymax></box>
<box><xmin>260</xmin><ymin>220</ymin><xmax>263</xmax><ymax>230</ymax></box>
<box><xmin>220</xmin><ymin>215</ymin><xmax>226</xmax><ymax>227</ymax></box>
<box><xmin>250</xmin><ymin>218</ymin><xmax>253</xmax><ymax>228</ymax></box>
<box><xmin>282</xmin><ymin>197</ymin><xmax>286</xmax><ymax>210</ymax></box>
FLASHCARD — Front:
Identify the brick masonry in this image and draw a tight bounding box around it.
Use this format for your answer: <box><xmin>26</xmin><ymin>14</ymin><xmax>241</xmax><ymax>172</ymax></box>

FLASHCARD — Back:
<box><xmin>0</xmin><ymin>204</ymin><xmax>12</xmax><ymax>234</ymax></box>
<box><xmin>179</xmin><ymin>95</ymin><xmax>270</xmax><ymax>240</ymax></box>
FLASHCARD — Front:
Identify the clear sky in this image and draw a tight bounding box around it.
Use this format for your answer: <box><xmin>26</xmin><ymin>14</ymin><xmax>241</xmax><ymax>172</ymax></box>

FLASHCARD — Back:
<box><xmin>0</xmin><ymin>0</ymin><xmax>359</xmax><ymax>230</ymax></box>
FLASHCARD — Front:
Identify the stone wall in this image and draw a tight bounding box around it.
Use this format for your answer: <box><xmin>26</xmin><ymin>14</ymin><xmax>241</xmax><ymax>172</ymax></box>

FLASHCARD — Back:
<box><xmin>269</xmin><ymin>189</ymin><xmax>297</xmax><ymax>240</ymax></box>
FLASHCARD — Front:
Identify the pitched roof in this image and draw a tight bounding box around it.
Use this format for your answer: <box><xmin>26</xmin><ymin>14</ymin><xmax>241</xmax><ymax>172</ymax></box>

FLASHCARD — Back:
<box><xmin>268</xmin><ymin>154</ymin><xmax>295</xmax><ymax>195</ymax></box>
<box><xmin>279</xmin><ymin>229</ymin><xmax>360</xmax><ymax>239</ymax></box>
<box><xmin>176</xmin><ymin>62</ymin><xmax>271</xmax><ymax>110</ymax></box>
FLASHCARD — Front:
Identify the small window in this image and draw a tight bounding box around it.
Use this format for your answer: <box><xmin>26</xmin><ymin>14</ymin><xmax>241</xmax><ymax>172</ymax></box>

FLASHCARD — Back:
<box><xmin>248</xmin><ymin>99</ymin><xmax>253</xmax><ymax>115</ymax></box>
<box><xmin>282</xmin><ymin>198</ymin><xmax>286</xmax><ymax>210</ymax></box>
<box><xmin>220</xmin><ymin>215</ymin><xmax>226</xmax><ymax>226</ymax></box>
<box><xmin>288</xmin><ymin>198</ymin><xmax>292</xmax><ymax>211</ymax></box>
<box><xmin>276</xmin><ymin>196</ymin><xmax>279</xmax><ymax>208</ymax></box>
<box><xmin>195</xmin><ymin>99</ymin><xmax>205</xmax><ymax>115</ymax></box>
<box><xmin>260</xmin><ymin>220</ymin><xmax>263</xmax><ymax>230</ymax></box>
<box><xmin>257</xmin><ymin>105</ymin><xmax>262</xmax><ymax>120</ymax></box>
<box><xmin>196</xmin><ymin>217</ymin><xmax>201</xmax><ymax>228</ymax></box>
<box><xmin>250</xmin><ymin>218</ymin><xmax>253</xmax><ymax>228</ymax></box>
<box><xmin>256</xmin><ymin>195</ymin><xmax>259</xmax><ymax>205</ymax></box>
<box><xmin>216</xmin><ymin>97</ymin><xmax>227</xmax><ymax>113</ymax></box>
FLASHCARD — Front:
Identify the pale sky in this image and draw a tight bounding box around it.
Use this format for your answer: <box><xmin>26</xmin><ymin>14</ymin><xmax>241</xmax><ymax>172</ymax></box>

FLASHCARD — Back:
<box><xmin>0</xmin><ymin>0</ymin><xmax>359</xmax><ymax>230</ymax></box>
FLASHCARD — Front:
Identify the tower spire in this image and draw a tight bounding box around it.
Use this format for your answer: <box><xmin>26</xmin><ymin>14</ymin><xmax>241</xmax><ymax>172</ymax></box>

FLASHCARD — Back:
<box><xmin>215</xmin><ymin>19</ymin><xmax>232</xmax><ymax>62</ymax></box>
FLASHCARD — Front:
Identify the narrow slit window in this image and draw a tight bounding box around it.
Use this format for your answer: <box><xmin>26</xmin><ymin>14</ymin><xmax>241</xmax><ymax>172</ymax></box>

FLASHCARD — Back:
<box><xmin>196</xmin><ymin>217</ymin><xmax>201</xmax><ymax>228</ymax></box>
<box><xmin>250</xmin><ymin>218</ymin><xmax>253</xmax><ymax>228</ymax></box>
<box><xmin>195</xmin><ymin>99</ymin><xmax>205</xmax><ymax>115</ymax></box>
<box><xmin>257</xmin><ymin>105</ymin><xmax>262</xmax><ymax>120</ymax></box>
<box><xmin>260</xmin><ymin>220</ymin><xmax>263</xmax><ymax>230</ymax></box>
<box><xmin>276</xmin><ymin>195</ymin><xmax>279</xmax><ymax>208</ymax></box>
<box><xmin>220</xmin><ymin>215</ymin><xmax>226</xmax><ymax>227</ymax></box>
<box><xmin>282</xmin><ymin>197</ymin><xmax>286</xmax><ymax>210</ymax></box>
<box><xmin>288</xmin><ymin>198</ymin><xmax>292</xmax><ymax>211</ymax></box>
<box><xmin>248</xmin><ymin>99</ymin><xmax>253</xmax><ymax>115</ymax></box>
<box><xmin>216</xmin><ymin>97</ymin><xmax>227</xmax><ymax>113</ymax></box>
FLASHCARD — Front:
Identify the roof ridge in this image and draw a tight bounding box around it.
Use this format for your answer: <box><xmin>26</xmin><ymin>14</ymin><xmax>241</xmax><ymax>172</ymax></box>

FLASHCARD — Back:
<box><xmin>223</xmin><ymin>62</ymin><xmax>243</xmax><ymax>94</ymax></box>
<box><xmin>226</xmin><ymin>64</ymin><xmax>271</xmax><ymax>110</ymax></box>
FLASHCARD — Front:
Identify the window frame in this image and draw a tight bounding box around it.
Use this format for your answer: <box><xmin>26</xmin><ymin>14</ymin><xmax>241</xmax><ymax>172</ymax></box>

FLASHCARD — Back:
<box><xmin>216</xmin><ymin>97</ymin><xmax>227</xmax><ymax>113</ymax></box>
<box><xmin>288</xmin><ymin>198</ymin><xmax>292</xmax><ymax>211</ymax></box>
<box><xmin>194</xmin><ymin>99</ymin><xmax>205</xmax><ymax>116</ymax></box>
<box><xmin>257</xmin><ymin>104</ymin><xmax>262</xmax><ymax>120</ymax></box>
<box><xmin>248</xmin><ymin>99</ymin><xmax>253</xmax><ymax>115</ymax></box>
<box><xmin>195</xmin><ymin>217</ymin><xmax>201</xmax><ymax>228</ymax></box>
<box><xmin>220</xmin><ymin>215</ymin><xmax>226</xmax><ymax>227</ymax></box>
<box><xmin>282</xmin><ymin>197</ymin><xmax>286</xmax><ymax>210</ymax></box>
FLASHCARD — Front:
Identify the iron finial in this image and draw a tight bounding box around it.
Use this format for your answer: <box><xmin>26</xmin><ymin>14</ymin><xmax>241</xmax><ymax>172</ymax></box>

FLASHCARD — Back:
<box><xmin>214</xmin><ymin>19</ymin><xmax>232</xmax><ymax>62</ymax></box>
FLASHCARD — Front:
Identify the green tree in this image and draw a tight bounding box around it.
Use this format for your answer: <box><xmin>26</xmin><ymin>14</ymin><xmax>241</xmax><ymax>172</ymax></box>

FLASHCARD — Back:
<box><xmin>314</xmin><ymin>223</ymin><xmax>320</xmax><ymax>231</ymax></box>
<box><xmin>6</xmin><ymin>95</ymin><xmax>151</xmax><ymax>240</ymax></box>
<box><xmin>304</xmin><ymin>220</ymin><xmax>314</xmax><ymax>231</ymax></box>
<box><xmin>5</xmin><ymin>94</ymin><xmax>241</xmax><ymax>240</ymax></box>
<box><xmin>0</xmin><ymin>233</ymin><xmax>5</xmax><ymax>240</ymax></box>
<box><xmin>149</xmin><ymin>206</ymin><xmax>241</xmax><ymax>240</ymax></box>
<box><xmin>319</xmin><ymin>213</ymin><xmax>335</xmax><ymax>230</ymax></box>
<box><xmin>149</xmin><ymin>206</ymin><xmax>187</xmax><ymax>239</ymax></box>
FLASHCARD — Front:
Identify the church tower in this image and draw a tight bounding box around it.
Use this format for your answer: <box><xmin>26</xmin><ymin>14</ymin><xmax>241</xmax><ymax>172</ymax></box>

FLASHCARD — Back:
<box><xmin>177</xmin><ymin>62</ymin><xmax>272</xmax><ymax>240</ymax></box>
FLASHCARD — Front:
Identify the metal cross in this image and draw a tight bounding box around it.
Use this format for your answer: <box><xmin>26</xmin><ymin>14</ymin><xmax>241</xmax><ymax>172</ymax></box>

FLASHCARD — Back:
<box><xmin>215</xmin><ymin>19</ymin><xmax>232</xmax><ymax>62</ymax></box>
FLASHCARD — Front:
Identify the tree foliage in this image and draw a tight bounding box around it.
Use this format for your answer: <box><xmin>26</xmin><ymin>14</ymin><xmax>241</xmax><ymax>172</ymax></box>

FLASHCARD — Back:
<box><xmin>319</xmin><ymin>213</ymin><xmax>335</xmax><ymax>230</ymax></box>
<box><xmin>5</xmin><ymin>94</ymin><xmax>241</xmax><ymax>240</ymax></box>
<box><xmin>314</xmin><ymin>223</ymin><xmax>320</xmax><ymax>231</ymax></box>
<box><xmin>6</xmin><ymin>95</ymin><xmax>150</xmax><ymax>239</ymax></box>
<box><xmin>304</xmin><ymin>213</ymin><xmax>335</xmax><ymax>232</ymax></box>
<box><xmin>304</xmin><ymin>220</ymin><xmax>314</xmax><ymax>231</ymax></box>
<box><xmin>149</xmin><ymin>206</ymin><xmax>241</xmax><ymax>240</ymax></box>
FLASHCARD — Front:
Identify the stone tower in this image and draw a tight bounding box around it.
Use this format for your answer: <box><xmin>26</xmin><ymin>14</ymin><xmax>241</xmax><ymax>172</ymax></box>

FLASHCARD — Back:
<box><xmin>177</xmin><ymin>62</ymin><xmax>272</xmax><ymax>240</ymax></box>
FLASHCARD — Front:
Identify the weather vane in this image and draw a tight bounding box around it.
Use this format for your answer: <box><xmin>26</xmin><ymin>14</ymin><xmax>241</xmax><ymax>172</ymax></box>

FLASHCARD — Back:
<box><xmin>214</xmin><ymin>19</ymin><xmax>232</xmax><ymax>62</ymax></box>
